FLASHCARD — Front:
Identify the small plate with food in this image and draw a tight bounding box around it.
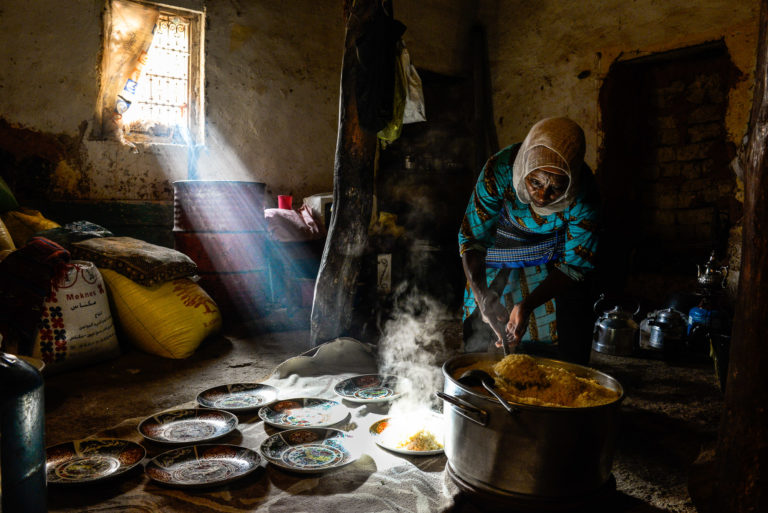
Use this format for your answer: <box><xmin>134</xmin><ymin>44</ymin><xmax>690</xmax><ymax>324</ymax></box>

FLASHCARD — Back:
<box><xmin>369</xmin><ymin>411</ymin><xmax>444</xmax><ymax>456</ymax></box>
<box><xmin>333</xmin><ymin>374</ymin><xmax>409</xmax><ymax>404</ymax></box>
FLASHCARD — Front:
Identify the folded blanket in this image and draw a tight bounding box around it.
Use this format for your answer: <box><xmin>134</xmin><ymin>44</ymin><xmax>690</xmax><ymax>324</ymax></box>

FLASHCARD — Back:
<box><xmin>71</xmin><ymin>236</ymin><xmax>198</xmax><ymax>286</ymax></box>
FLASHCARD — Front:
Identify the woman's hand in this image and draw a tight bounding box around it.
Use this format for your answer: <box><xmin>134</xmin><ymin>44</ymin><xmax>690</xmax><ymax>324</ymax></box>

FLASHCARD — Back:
<box><xmin>479</xmin><ymin>290</ymin><xmax>511</xmax><ymax>348</ymax></box>
<box><xmin>506</xmin><ymin>303</ymin><xmax>532</xmax><ymax>346</ymax></box>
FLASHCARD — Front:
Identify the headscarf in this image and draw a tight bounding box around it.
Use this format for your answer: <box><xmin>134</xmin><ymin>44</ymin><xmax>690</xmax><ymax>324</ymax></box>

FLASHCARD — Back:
<box><xmin>512</xmin><ymin>117</ymin><xmax>586</xmax><ymax>215</ymax></box>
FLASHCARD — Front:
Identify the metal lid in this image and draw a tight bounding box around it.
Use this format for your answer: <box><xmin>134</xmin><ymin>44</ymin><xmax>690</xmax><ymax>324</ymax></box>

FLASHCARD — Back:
<box><xmin>651</xmin><ymin>308</ymin><xmax>687</xmax><ymax>327</ymax></box>
<box><xmin>599</xmin><ymin>306</ymin><xmax>639</xmax><ymax>330</ymax></box>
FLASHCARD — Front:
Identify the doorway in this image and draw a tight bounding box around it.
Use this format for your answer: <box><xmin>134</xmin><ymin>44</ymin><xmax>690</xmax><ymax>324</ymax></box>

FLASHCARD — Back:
<box><xmin>597</xmin><ymin>41</ymin><xmax>741</xmax><ymax>306</ymax></box>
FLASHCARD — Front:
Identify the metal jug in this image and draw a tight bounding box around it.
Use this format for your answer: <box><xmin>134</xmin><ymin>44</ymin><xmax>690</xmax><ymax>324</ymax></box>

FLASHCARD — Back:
<box><xmin>641</xmin><ymin>308</ymin><xmax>688</xmax><ymax>352</ymax></box>
<box><xmin>592</xmin><ymin>294</ymin><xmax>640</xmax><ymax>356</ymax></box>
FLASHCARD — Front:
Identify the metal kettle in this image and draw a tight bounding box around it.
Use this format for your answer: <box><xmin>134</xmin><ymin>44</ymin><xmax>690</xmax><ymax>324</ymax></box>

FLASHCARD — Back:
<box><xmin>640</xmin><ymin>308</ymin><xmax>688</xmax><ymax>352</ymax></box>
<box><xmin>592</xmin><ymin>294</ymin><xmax>640</xmax><ymax>356</ymax></box>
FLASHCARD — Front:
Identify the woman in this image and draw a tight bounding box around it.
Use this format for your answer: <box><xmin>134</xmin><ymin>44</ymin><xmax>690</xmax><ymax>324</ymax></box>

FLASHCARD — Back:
<box><xmin>459</xmin><ymin>117</ymin><xmax>599</xmax><ymax>364</ymax></box>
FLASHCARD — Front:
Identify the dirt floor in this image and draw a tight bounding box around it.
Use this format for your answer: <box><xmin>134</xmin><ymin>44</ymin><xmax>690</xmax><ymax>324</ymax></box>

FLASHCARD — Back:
<box><xmin>41</xmin><ymin>319</ymin><xmax>724</xmax><ymax>513</ymax></box>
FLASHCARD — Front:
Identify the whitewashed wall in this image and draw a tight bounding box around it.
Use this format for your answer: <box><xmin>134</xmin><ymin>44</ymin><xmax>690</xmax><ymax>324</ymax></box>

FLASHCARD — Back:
<box><xmin>0</xmin><ymin>0</ymin><xmax>477</xmax><ymax>206</ymax></box>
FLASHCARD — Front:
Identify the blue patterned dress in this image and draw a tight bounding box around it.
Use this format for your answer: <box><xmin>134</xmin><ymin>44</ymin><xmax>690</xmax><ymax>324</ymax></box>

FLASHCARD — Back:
<box><xmin>459</xmin><ymin>143</ymin><xmax>599</xmax><ymax>346</ymax></box>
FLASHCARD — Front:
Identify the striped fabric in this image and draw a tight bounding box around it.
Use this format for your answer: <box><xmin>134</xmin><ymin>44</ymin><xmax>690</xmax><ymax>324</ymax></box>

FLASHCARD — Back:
<box><xmin>486</xmin><ymin>208</ymin><xmax>566</xmax><ymax>268</ymax></box>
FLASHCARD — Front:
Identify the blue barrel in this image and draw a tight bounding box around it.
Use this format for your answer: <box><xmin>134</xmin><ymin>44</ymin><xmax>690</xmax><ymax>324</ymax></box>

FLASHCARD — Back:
<box><xmin>1</xmin><ymin>352</ymin><xmax>46</xmax><ymax>513</ymax></box>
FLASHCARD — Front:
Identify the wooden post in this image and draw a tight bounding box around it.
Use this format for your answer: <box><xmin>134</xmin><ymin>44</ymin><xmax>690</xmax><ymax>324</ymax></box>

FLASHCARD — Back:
<box><xmin>310</xmin><ymin>0</ymin><xmax>379</xmax><ymax>346</ymax></box>
<box><xmin>709</xmin><ymin>0</ymin><xmax>768</xmax><ymax>510</ymax></box>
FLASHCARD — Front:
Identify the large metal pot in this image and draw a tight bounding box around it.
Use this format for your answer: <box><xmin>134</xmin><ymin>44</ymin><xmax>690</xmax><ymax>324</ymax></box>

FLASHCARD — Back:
<box><xmin>438</xmin><ymin>353</ymin><xmax>624</xmax><ymax>499</ymax></box>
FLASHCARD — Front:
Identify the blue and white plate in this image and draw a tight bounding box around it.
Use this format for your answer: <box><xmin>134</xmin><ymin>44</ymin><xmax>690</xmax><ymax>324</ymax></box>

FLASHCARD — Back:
<box><xmin>333</xmin><ymin>374</ymin><xmax>408</xmax><ymax>403</ymax></box>
<box><xmin>138</xmin><ymin>408</ymin><xmax>238</xmax><ymax>444</ymax></box>
<box><xmin>259</xmin><ymin>428</ymin><xmax>358</xmax><ymax>473</ymax></box>
<box><xmin>145</xmin><ymin>444</ymin><xmax>260</xmax><ymax>488</ymax></box>
<box><xmin>258</xmin><ymin>398</ymin><xmax>348</xmax><ymax>429</ymax></box>
<box><xmin>197</xmin><ymin>383</ymin><xmax>278</xmax><ymax>412</ymax></box>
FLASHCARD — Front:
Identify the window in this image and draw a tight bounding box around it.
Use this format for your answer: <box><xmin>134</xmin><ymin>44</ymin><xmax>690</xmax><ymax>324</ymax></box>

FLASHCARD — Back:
<box><xmin>123</xmin><ymin>9</ymin><xmax>203</xmax><ymax>145</ymax></box>
<box><xmin>97</xmin><ymin>0</ymin><xmax>204</xmax><ymax>146</ymax></box>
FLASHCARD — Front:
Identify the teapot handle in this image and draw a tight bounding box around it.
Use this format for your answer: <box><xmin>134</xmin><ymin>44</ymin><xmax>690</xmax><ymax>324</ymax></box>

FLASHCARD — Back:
<box><xmin>593</xmin><ymin>293</ymin><xmax>641</xmax><ymax>317</ymax></box>
<box><xmin>720</xmin><ymin>266</ymin><xmax>729</xmax><ymax>287</ymax></box>
<box><xmin>593</xmin><ymin>293</ymin><xmax>607</xmax><ymax>314</ymax></box>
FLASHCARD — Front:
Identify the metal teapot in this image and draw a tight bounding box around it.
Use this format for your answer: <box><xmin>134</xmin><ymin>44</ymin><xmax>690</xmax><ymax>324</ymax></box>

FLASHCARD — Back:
<box><xmin>697</xmin><ymin>251</ymin><xmax>729</xmax><ymax>293</ymax></box>
<box><xmin>592</xmin><ymin>294</ymin><xmax>640</xmax><ymax>356</ymax></box>
<box><xmin>639</xmin><ymin>308</ymin><xmax>687</xmax><ymax>352</ymax></box>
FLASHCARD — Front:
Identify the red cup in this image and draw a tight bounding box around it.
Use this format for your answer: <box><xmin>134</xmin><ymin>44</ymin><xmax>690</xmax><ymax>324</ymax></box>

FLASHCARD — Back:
<box><xmin>278</xmin><ymin>195</ymin><xmax>293</xmax><ymax>210</ymax></box>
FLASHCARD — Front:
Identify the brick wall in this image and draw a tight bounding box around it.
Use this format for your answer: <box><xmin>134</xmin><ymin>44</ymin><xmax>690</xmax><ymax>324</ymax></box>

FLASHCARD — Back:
<box><xmin>639</xmin><ymin>68</ymin><xmax>733</xmax><ymax>262</ymax></box>
<box><xmin>598</xmin><ymin>43</ymin><xmax>740</xmax><ymax>304</ymax></box>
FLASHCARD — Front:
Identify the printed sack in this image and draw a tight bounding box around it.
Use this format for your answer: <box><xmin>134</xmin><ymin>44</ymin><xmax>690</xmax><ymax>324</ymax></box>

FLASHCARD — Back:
<box><xmin>32</xmin><ymin>260</ymin><xmax>120</xmax><ymax>372</ymax></box>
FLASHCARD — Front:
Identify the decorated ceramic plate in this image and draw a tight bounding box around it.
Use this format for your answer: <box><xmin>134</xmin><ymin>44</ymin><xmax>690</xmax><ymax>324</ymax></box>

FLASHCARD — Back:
<box><xmin>46</xmin><ymin>438</ymin><xmax>146</xmax><ymax>484</ymax></box>
<box><xmin>258</xmin><ymin>398</ymin><xmax>348</xmax><ymax>429</ymax></box>
<box><xmin>369</xmin><ymin>412</ymin><xmax>445</xmax><ymax>456</ymax></box>
<box><xmin>259</xmin><ymin>428</ymin><xmax>359</xmax><ymax>473</ymax></box>
<box><xmin>145</xmin><ymin>444</ymin><xmax>260</xmax><ymax>488</ymax></box>
<box><xmin>333</xmin><ymin>374</ymin><xmax>409</xmax><ymax>403</ymax></box>
<box><xmin>138</xmin><ymin>408</ymin><xmax>238</xmax><ymax>444</ymax></box>
<box><xmin>197</xmin><ymin>383</ymin><xmax>279</xmax><ymax>412</ymax></box>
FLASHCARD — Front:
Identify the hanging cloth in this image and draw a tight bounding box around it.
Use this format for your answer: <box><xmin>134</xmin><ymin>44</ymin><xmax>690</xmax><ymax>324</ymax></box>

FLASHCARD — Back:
<box><xmin>95</xmin><ymin>0</ymin><xmax>159</xmax><ymax>146</ymax></box>
<box><xmin>400</xmin><ymin>44</ymin><xmax>426</xmax><ymax>124</ymax></box>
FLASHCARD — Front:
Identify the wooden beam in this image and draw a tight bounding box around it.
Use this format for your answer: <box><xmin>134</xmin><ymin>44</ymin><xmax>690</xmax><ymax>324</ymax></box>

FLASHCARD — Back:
<box><xmin>310</xmin><ymin>0</ymin><xmax>379</xmax><ymax>346</ymax></box>
<box><xmin>710</xmin><ymin>0</ymin><xmax>768</xmax><ymax>510</ymax></box>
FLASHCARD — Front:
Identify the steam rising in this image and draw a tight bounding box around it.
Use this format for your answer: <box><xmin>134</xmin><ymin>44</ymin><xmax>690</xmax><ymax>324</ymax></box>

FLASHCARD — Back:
<box><xmin>378</xmin><ymin>286</ymin><xmax>452</xmax><ymax>419</ymax></box>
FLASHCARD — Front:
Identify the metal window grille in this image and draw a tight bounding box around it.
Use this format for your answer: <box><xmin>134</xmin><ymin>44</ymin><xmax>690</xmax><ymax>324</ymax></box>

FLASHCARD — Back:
<box><xmin>125</xmin><ymin>14</ymin><xmax>190</xmax><ymax>138</ymax></box>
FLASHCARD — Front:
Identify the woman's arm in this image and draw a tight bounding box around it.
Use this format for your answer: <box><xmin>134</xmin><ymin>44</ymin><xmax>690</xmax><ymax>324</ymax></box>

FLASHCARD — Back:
<box><xmin>504</xmin><ymin>267</ymin><xmax>576</xmax><ymax>345</ymax></box>
<box><xmin>462</xmin><ymin>249</ymin><xmax>512</xmax><ymax>348</ymax></box>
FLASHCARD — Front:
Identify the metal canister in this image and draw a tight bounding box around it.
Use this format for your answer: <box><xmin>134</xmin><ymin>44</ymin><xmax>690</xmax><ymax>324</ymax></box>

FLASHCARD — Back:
<box><xmin>1</xmin><ymin>352</ymin><xmax>47</xmax><ymax>513</ymax></box>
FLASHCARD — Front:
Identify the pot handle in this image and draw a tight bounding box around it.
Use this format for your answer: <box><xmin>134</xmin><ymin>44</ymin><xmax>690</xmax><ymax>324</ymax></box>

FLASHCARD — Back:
<box><xmin>435</xmin><ymin>391</ymin><xmax>489</xmax><ymax>427</ymax></box>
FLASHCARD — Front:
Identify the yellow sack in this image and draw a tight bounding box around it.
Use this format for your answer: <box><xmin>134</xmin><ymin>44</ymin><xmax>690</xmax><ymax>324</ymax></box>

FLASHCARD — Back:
<box><xmin>0</xmin><ymin>217</ymin><xmax>15</xmax><ymax>251</ymax></box>
<box><xmin>1</xmin><ymin>207</ymin><xmax>60</xmax><ymax>247</ymax></box>
<box><xmin>100</xmin><ymin>268</ymin><xmax>222</xmax><ymax>359</ymax></box>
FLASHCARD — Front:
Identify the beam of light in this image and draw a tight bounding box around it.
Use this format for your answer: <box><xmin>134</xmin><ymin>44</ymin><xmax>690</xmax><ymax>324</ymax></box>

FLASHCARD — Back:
<box><xmin>152</xmin><ymin>124</ymin><xmax>312</xmax><ymax>326</ymax></box>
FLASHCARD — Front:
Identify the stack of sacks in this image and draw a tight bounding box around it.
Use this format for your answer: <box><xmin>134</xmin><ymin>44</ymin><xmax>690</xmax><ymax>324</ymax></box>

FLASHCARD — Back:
<box><xmin>71</xmin><ymin>237</ymin><xmax>222</xmax><ymax>359</ymax></box>
<box><xmin>0</xmin><ymin>173</ymin><xmax>221</xmax><ymax>361</ymax></box>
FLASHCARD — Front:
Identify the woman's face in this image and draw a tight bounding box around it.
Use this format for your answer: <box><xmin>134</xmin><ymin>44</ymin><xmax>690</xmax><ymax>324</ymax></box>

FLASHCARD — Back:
<box><xmin>524</xmin><ymin>168</ymin><xmax>570</xmax><ymax>207</ymax></box>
